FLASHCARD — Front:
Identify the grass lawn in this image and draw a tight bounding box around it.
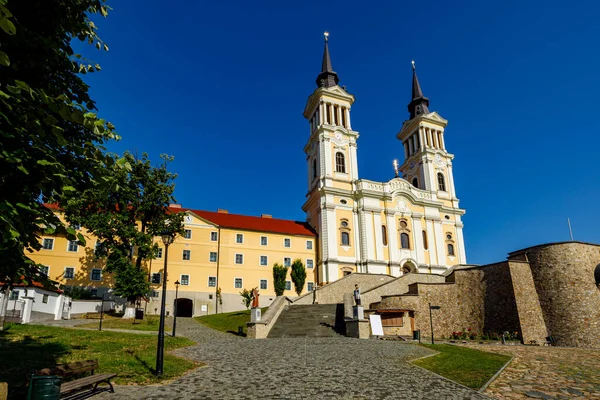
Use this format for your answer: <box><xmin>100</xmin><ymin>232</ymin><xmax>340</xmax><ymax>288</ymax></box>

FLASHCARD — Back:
<box><xmin>0</xmin><ymin>323</ymin><xmax>198</xmax><ymax>399</ymax></box>
<box><xmin>195</xmin><ymin>308</ymin><xmax>267</xmax><ymax>336</ymax></box>
<box><xmin>413</xmin><ymin>344</ymin><xmax>511</xmax><ymax>390</ymax></box>
<box><xmin>78</xmin><ymin>315</ymin><xmax>164</xmax><ymax>331</ymax></box>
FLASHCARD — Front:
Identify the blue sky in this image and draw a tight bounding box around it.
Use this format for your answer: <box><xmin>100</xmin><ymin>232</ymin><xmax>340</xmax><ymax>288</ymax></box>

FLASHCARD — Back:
<box><xmin>81</xmin><ymin>0</ymin><xmax>600</xmax><ymax>264</ymax></box>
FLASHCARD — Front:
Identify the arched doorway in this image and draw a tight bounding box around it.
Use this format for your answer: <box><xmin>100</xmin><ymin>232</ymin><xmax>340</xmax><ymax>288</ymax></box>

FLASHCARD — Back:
<box><xmin>402</xmin><ymin>261</ymin><xmax>417</xmax><ymax>274</ymax></box>
<box><xmin>175</xmin><ymin>298</ymin><xmax>193</xmax><ymax>317</ymax></box>
<box><xmin>595</xmin><ymin>264</ymin><xmax>600</xmax><ymax>286</ymax></box>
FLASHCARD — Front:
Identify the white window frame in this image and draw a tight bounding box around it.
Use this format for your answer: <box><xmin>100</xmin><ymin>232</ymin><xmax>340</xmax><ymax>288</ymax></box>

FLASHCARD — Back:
<box><xmin>234</xmin><ymin>277</ymin><xmax>243</xmax><ymax>289</ymax></box>
<box><xmin>260</xmin><ymin>255</ymin><xmax>268</xmax><ymax>266</ymax></box>
<box><xmin>208</xmin><ymin>276</ymin><xmax>217</xmax><ymax>287</ymax></box>
<box><xmin>307</xmin><ymin>282</ymin><xmax>314</xmax><ymax>292</ymax></box>
<box><xmin>42</xmin><ymin>238</ymin><xmax>54</xmax><ymax>251</ymax></box>
<box><xmin>260</xmin><ymin>279</ymin><xmax>268</xmax><ymax>290</ymax></box>
<box><xmin>155</xmin><ymin>247</ymin><xmax>163</xmax><ymax>258</ymax></box>
<box><xmin>40</xmin><ymin>265</ymin><xmax>50</xmax><ymax>276</ymax></box>
<box><xmin>306</xmin><ymin>259</ymin><xmax>314</xmax><ymax>268</ymax></box>
<box><xmin>209</xmin><ymin>252</ymin><xmax>218</xmax><ymax>263</ymax></box>
<box><xmin>284</xmin><ymin>238</ymin><xmax>291</xmax><ymax>248</ymax></box>
<box><xmin>91</xmin><ymin>268</ymin><xmax>102</xmax><ymax>281</ymax></box>
<box><xmin>64</xmin><ymin>267</ymin><xmax>75</xmax><ymax>279</ymax></box>
<box><xmin>210</xmin><ymin>231</ymin><xmax>218</xmax><ymax>242</ymax></box>
<box><xmin>151</xmin><ymin>272</ymin><xmax>161</xmax><ymax>284</ymax></box>
<box><xmin>235</xmin><ymin>254</ymin><xmax>244</xmax><ymax>264</ymax></box>
<box><xmin>182</xmin><ymin>249</ymin><xmax>191</xmax><ymax>261</ymax></box>
<box><xmin>180</xmin><ymin>274</ymin><xmax>190</xmax><ymax>286</ymax></box>
<box><xmin>66</xmin><ymin>240</ymin><xmax>78</xmax><ymax>253</ymax></box>
<box><xmin>236</xmin><ymin>233</ymin><xmax>244</xmax><ymax>244</ymax></box>
<box><xmin>260</xmin><ymin>236</ymin><xmax>268</xmax><ymax>246</ymax></box>
<box><xmin>306</xmin><ymin>240</ymin><xmax>313</xmax><ymax>250</ymax></box>
<box><xmin>285</xmin><ymin>280</ymin><xmax>291</xmax><ymax>291</ymax></box>
<box><xmin>183</xmin><ymin>229</ymin><xmax>192</xmax><ymax>240</ymax></box>
<box><xmin>284</xmin><ymin>257</ymin><xmax>291</xmax><ymax>267</ymax></box>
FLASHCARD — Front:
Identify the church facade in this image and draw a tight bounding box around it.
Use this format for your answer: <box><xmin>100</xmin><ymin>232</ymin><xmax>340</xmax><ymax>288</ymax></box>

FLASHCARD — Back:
<box><xmin>303</xmin><ymin>36</ymin><xmax>466</xmax><ymax>284</ymax></box>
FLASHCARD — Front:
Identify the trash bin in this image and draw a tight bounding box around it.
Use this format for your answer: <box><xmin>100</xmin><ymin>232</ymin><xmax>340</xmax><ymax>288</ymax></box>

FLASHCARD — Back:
<box><xmin>135</xmin><ymin>308</ymin><xmax>144</xmax><ymax>320</ymax></box>
<box><xmin>26</xmin><ymin>375</ymin><xmax>62</xmax><ymax>400</ymax></box>
<box><xmin>412</xmin><ymin>330</ymin><xmax>420</xmax><ymax>340</ymax></box>
<box><xmin>238</xmin><ymin>326</ymin><xmax>244</xmax><ymax>336</ymax></box>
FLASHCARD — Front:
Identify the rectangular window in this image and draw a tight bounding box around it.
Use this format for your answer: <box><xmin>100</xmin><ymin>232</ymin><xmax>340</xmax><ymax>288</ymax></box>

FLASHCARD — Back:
<box><xmin>40</xmin><ymin>266</ymin><xmax>49</xmax><ymax>276</ymax></box>
<box><xmin>67</xmin><ymin>240</ymin><xmax>78</xmax><ymax>252</ymax></box>
<box><xmin>306</xmin><ymin>240</ymin><xmax>313</xmax><ymax>250</ymax></box>
<box><xmin>208</xmin><ymin>276</ymin><xmax>216</xmax><ymax>287</ymax></box>
<box><xmin>64</xmin><ymin>267</ymin><xmax>74</xmax><ymax>279</ymax></box>
<box><xmin>42</xmin><ymin>238</ymin><xmax>54</xmax><ymax>250</ymax></box>
<box><xmin>182</xmin><ymin>250</ymin><xmax>191</xmax><ymax>260</ymax></box>
<box><xmin>284</xmin><ymin>258</ymin><xmax>291</xmax><ymax>267</ymax></box>
<box><xmin>151</xmin><ymin>273</ymin><xmax>161</xmax><ymax>284</ymax></box>
<box><xmin>91</xmin><ymin>268</ymin><xmax>102</xmax><ymax>281</ymax></box>
<box><xmin>236</xmin><ymin>233</ymin><xmax>244</xmax><ymax>244</ymax></box>
<box><xmin>284</xmin><ymin>238</ymin><xmax>291</xmax><ymax>248</ymax></box>
<box><xmin>307</xmin><ymin>282</ymin><xmax>314</xmax><ymax>292</ymax></box>
<box><xmin>234</xmin><ymin>278</ymin><xmax>243</xmax><ymax>289</ymax></box>
<box><xmin>285</xmin><ymin>281</ymin><xmax>291</xmax><ymax>291</ymax></box>
<box><xmin>307</xmin><ymin>259</ymin><xmax>314</xmax><ymax>269</ymax></box>
<box><xmin>155</xmin><ymin>247</ymin><xmax>163</xmax><ymax>258</ymax></box>
<box><xmin>235</xmin><ymin>254</ymin><xmax>243</xmax><ymax>264</ymax></box>
<box><xmin>151</xmin><ymin>291</ymin><xmax>159</xmax><ymax>298</ymax></box>
<box><xmin>260</xmin><ymin>255</ymin><xmax>268</xmax><ymax>266</ymax></box>
<box><xmin>210</xmin><ymin>231</ymin><xmax>218</xmax><ymax>241</ymax></box>
<box><xmin>184</xmin><ymin>229</ymin><xmax>192</xmax><ymax>239</ymax></box>
<box><xmin>260</xmin><ymin>279</ymin><xmax>267</xmax><ymax>290</ymax></box>
<box><xmin>181</xmin><ymin>274</ymin><xmax>190</xmax><ymax>285</ymax></box>
<box><xmin>260</xmin><ymin>236</ymin><xmax>268</xmax><ymax>246</ymax></box>
<box><xmin>9</xmin><ymin>290</ymin><xmax>19</xmax><ymax>300</ymax></box>
<box><xmin>42</xmin><ymin>294</ymin><xmax>49</xmax><ymax>304</ymax></box>
<box><xmin>209</xmin><ymin>252</ymin><xmax>218</xmax><ymax>262</ymax></box>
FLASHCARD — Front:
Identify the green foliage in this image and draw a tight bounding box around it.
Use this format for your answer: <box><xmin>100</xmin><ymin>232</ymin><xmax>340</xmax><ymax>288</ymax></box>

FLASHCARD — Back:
<box><xmin>272</xmin><ymin>263</ymin><xmax>288</xmax><ymax>296</ymax></box>
<box><xmin>290</xmin><ymin>259</ymin><xmax>306</xmax><ymax>296</ymax></box>
<box><xmin>239</xmin><ymin>287</ymin><xmax>256</xmax><ymax>310</ymax></box>
<box><xmin>0</xmin><ymin>0</ymin><xmax>117</xmax><ymax>290</ymax></box>
<box><xmin>63</xmin><ymin>152</ymin><xmax>184</xmax><ymax>303</ymax></box>
<box><xmin>62</xmin><ymin>286</ymin><xmax>95</xmax><ymax>300</ymax></box>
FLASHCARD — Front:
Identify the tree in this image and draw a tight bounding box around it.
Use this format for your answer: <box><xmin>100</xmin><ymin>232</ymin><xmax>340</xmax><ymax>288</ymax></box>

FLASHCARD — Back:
<box><xmin>290</xmin><ymin>259</ymin><xmax>306</xmax><ymax>296</ymax></box>
<box><xmin>0</xmin><ymin>0</ymin><xmax>116</xmax><ymax>328</ymax></box>
<box><xmin>272</xmin><ymin>263</ymin><xmax>288</xmax><ymax>296</ymax></box>
<box><xmin>64</xmin><ymin>152</ymin><xmax>184</xmax><ymax>312</ymax></box>
<box><xmin>239</xmin><ymin>287</ymin><xmax>256</xmax><ymax>310</ymax></box>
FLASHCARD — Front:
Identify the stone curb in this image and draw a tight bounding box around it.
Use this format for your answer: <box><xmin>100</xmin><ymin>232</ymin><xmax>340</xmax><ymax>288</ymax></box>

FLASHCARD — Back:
<box><xmin>408</xmin><ymin>344</ymin><xmax>495</xmax><ymax>399</ymax></box>
<box><xmin>478</xmin><ymin>355</ymin><xmax>514</xmax><ymax>393</ymax></box>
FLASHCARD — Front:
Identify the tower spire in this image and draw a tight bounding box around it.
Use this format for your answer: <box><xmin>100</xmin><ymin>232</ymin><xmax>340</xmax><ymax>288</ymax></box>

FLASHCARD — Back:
<box><xmin>407</xmin><ymin>60</ymin><xmax>430</xmax><ymax>119</ymax></box>
<box><xmin>316</xmin><ymin>32</ymin><xmax>339</xmax><ymax>88</ymax></box>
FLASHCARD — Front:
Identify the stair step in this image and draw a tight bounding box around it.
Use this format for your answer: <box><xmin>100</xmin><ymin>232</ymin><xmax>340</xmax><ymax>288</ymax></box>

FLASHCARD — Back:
<box><xmin>267</xmin><ymin>304</ymin><xmax>343</xmax><ymax>338</ymax></box>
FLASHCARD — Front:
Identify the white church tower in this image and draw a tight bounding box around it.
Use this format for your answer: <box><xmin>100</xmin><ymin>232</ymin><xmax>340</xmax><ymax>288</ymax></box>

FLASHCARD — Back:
<box><xmin>303</xmin><ymin>34</ymin><xmax>466</xmax><ymax>285</ymax></box>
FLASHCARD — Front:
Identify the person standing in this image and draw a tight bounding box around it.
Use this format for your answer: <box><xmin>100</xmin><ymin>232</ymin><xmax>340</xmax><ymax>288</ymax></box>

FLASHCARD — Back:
<box><xmin>353</xmin><ymin>284</ymin><xmax>361</xmax><ymax>306</ymax></box>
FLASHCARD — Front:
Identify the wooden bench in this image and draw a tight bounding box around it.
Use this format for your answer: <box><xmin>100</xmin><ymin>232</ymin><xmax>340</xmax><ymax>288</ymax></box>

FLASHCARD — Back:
<box><xmin>34</xmin><ymin>359</ymin><xmax>116</xmax><ymax>397</ymax></box>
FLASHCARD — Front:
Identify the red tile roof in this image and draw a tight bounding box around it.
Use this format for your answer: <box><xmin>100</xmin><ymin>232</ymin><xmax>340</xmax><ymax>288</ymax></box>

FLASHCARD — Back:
<box><xmin>173</xmin><ymin>207</ymin><xmax>316</xmax><ymax>237</ymax></box>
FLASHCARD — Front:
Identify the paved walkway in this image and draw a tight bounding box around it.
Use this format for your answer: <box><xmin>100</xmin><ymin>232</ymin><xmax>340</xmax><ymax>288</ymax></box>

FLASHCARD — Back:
<box><xmin>95</xmin><ymin>318</ymin><xmax>489</xmax><ymax>400</ymax></box>
<box><xmin>460</xmin><ymin>344</ymin><xmax>600</xmax><ymax>399</ymax></box>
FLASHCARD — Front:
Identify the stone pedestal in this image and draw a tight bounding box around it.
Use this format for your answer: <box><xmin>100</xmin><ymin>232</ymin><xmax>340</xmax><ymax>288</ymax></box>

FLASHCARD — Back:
<box><xmin>251</xmin><ymin>307</ymin><xmax>262</xmax><ymax>322</ymax></box>
<box><xmin>353</xmin><ymin>305</ymin><xmax>364</xmax><ymax>320</ymax></box>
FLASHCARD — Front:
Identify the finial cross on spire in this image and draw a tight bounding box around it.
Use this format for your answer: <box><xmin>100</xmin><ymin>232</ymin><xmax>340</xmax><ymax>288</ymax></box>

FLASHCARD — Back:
<box><xmin>324</xmin><ymin>31</ymin><xmax>329</xmax><ymax>42</ymax></box>
<box><xmin>411</xmin><ymin>60</ymin><xmax>416</xmax><ymax>70</ymax></box>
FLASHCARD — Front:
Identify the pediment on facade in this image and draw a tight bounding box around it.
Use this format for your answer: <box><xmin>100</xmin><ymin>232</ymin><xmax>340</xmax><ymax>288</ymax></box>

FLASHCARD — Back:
<box><xmin>184</xmin><ymin>211</ymin><xmax>218</xmax><ymax>228</ymax></box>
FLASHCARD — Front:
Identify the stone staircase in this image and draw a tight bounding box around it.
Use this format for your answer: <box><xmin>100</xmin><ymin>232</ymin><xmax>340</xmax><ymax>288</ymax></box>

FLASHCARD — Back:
<box><xmin>267</xmin><ymin>304</ymin><xmax>344</xmax><ymax>338</ymax></box>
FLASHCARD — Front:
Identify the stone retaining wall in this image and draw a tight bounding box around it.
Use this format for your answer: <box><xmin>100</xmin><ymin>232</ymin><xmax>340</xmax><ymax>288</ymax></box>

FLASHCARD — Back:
<box><xmin>362</xmin><ymin>273</ymin><xmax>446</xmax><ymax>308</ymax></box>
<box><xmin>294</xmin><ymin>273</ymin><xmax>394</xmax><ymax>305</ymax></box>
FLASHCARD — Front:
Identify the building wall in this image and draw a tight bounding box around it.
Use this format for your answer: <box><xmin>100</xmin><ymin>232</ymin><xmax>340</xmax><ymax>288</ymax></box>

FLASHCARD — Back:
<box><xmin>293</xmin><ymin>273</ymin><xmax>395</xmax><ymax>305</ymax></box>
<box><xmin>516</xmin><ymin>242</ymin><xmax>600</xmax><ymax>348</ymax></box>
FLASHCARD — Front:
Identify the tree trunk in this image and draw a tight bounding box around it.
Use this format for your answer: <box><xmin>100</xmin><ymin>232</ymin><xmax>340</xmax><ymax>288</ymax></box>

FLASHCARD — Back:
<box><xmin>0</xmin><ymin>288</ymin><xmax>9</xmax><ymax>331</ymax></box>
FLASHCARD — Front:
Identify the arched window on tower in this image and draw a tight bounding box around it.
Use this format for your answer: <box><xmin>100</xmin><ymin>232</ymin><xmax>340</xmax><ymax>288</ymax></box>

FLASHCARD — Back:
<box><xmin>446</xmin><ymin>232</ymin><xmax>455</xmax><ymax>256</ymax></box>
<box><xmin>312</xmin><ymin>159</ymin><xmax>317</xmax><ymax>180</ymax></box>
<box><xmin>437</xmin><ymin>173</ymin><xmax>446</xmax><ymax>192</ymax></box>
<box><xmin>422</xmin><ymin>230</ymin><xmax>428</xmax><ymax>250</ymax></box>
<box><xmin>335</xmin><ymin>152</ymin><xmax>346</xmax><ymax>173</ymax></box>
<box><xmin>340</xmin><ymin>219</ymin><xmax>351</xmax><ymax>246</ymax></box>
<box><xmin>341</xmin><ymin>232</ymin><xmax>350</xmax><ymax>246</ymax></box>
<box><xmin>382</xmin><ymin>225</ymin><xmax>388</xmax><ymax>246</ymax></box>
<box><xmin>400</xmin><ymin>233</ymin><xmax>410</xmax><ymax>249</ymax></box>
<box><xmin>447</xmin><ymin>243</ymin><xmax>455</xmax><ymax>256</ymax></box>
<box><xmin>412</xmin><ymin>177</ymin><xmax>419</xmax><ymax>188</ymax></box>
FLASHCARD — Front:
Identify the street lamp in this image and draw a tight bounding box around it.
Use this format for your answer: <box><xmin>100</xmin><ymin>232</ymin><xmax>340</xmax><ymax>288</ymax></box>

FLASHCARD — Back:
<box><xmin>156</xmin><ymin>230</ymin><xmax>174</xmax><ymax>377</ymax></box>
<box><xmin>172</xmin><ymin>280</ymin><xmax>180</xmax><ymax>337</ymax></box>
<box><xmin>429</xmin><ymin>303</ymin><xmax>441</xmax><ymax>345</ymax></box>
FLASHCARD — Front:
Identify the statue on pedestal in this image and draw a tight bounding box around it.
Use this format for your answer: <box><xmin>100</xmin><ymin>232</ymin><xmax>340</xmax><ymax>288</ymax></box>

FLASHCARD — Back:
<box><xmin>251</xmin><ymin>288</ymin><xmax>259</xmax><ymax>309</ymax></box>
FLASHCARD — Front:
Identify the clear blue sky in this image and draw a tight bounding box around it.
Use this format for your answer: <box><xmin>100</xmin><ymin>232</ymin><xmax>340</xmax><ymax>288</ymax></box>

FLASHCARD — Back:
<box><xmin>81</xmin><ymin>0</ymin><xmax>600</xmax><ymax>264</ymax></box>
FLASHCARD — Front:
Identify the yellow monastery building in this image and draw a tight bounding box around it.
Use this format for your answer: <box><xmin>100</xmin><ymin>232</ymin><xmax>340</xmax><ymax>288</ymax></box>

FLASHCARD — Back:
<box><xmin>28</xmin><ymin>36</ymin><xmax>467</xmax><ymax>316</ymax></box>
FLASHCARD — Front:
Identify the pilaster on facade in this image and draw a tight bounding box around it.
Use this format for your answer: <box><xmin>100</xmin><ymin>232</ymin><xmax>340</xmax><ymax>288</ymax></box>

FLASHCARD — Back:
<box><xmin>433</xmin><ymin>220</ymin><xmax>446</xmax><ymax>268</ymax></box>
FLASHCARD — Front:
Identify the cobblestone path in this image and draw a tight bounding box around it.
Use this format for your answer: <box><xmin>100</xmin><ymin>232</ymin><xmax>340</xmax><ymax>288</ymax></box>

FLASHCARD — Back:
<box><xmin>97</xmin><ymin>318</ymin><xmax>489</xmax><ymax>400</ymax></box>
<box><xmin>460</xmin><ymin>344</ymin><xmax>600</xmax><ymax>399</ymax></box>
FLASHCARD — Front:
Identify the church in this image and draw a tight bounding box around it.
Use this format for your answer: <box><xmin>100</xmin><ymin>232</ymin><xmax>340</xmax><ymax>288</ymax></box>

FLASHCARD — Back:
<box><xmin>302</xmin><ymin>33</ymin><xmax>466</xmax><ymax>284</ymax></box>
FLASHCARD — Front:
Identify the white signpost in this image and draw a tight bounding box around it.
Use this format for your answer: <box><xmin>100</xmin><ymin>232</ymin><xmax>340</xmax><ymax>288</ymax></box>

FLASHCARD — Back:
<box><xmin>369</xmin><ymin>314</ymin><xmax>384</xmax><ymax>336</ymax></box>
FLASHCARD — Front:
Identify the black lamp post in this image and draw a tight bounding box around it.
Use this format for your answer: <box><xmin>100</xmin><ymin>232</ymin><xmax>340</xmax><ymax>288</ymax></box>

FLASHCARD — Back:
<box><xmin>172</xmin><ymin>280</ymin><xmax>180</xmax><ymax>337</ymax></box>
<box><xmin>429</xmin><ymin>303</ymin><xmax>441</xmax><ymax>345</ymax></box>
<box><xmin>156</xmin><ymin>231</ymin><xmax>174</xmax><ymax>377</ymax></box>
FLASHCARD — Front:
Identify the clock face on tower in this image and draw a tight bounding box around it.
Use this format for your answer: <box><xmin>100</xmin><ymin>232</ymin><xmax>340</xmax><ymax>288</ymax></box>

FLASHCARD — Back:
<box><xmin>409</xmin><ymin>161</ymin><xmax>415</xmax><ymax>169</ymax></box>
<box><xmin>335</xmin><ymin>133</ymin><xmax>342</xmax><ymax>141</ymax></box>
